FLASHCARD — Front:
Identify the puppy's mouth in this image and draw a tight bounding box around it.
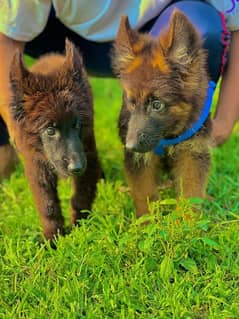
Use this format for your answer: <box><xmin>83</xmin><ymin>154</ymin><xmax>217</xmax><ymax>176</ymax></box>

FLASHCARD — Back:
<box><xmin>126</xmin><ymin>144</ymin><xmax>153</xmax><ymax>153</ymax></box>
<box><xmin>125</xmin><ymin>136</ymin><xmax>160</xmax><ymax>153</ymax></box>
<box><xmin>49</xmin><ymin>163</ymin><xmax>70</xmax><ymax>179</ymax></box>
<box><xmin>49</xmin><ymin>160</ymin><xmax>87</xmax><ymax>178</ymax></box>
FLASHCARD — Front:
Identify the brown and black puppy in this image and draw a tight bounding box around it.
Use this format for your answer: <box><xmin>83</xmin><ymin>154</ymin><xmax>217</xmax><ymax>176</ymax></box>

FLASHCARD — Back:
<box><xmin>113</xmin><ymin>10</ymin><xmax>211</xmax><ymax>216</ymax></box>
<box><xmin>9</xmin><ymin>39</ymin><xmax>102</xmax><ymax>240</ymax></box>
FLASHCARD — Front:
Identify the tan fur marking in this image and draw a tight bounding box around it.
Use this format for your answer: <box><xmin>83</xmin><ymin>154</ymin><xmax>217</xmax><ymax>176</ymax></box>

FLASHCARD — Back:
<box><xmin>151</xmin><ymin>51</ymin><xmax>169</xmax><ymax>73</ymax></box>
<box><xmin>170</xmin><ymin>103</ymin><xmax>192</xmax><ymax>117</ymax></box>
<box><xmin>125</xmin><ymin>88</ymin><xmax>133</xmax><ymax>98</ymax></box>
<box><xmin>124</xmin><ymin>88</ymin><xmax>147</xmax><ymax>104</ymax></box>
<box><xmin>140</xmin><ymin>90</ymin><xmax>148</xmax><ymax>100</ymax></box>
<box><xmin>125</xmin><ymin>56</ymin><xmax>143</xmax><ymax>73</ymax></box>
<box><xmin>132</xmin><ymin>41</ymin><xmax>145</xmax><ymax>53</ymax></box>
<box><xmin>124</xmin><ymin>89</ymin><xmax>133</xmax><ymax>100</ymax></box>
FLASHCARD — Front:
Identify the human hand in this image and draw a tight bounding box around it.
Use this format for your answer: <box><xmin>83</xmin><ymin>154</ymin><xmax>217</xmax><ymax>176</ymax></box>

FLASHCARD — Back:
<box><xmin>210</xmin><ymin>30</ymin><xmax>239</xmax><ymax>147</ymax></box>
<box><xmin>211</xmin><ymin>117</ymin><xmax>233</xmax><ymax>146</ymax></box>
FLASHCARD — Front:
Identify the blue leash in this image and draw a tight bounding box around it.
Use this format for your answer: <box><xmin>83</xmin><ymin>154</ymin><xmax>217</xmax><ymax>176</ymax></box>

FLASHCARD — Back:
<box><xmin>153</xmin><ymin>80</ymin><xmax>216</xmax><ymax>155</ymax></box>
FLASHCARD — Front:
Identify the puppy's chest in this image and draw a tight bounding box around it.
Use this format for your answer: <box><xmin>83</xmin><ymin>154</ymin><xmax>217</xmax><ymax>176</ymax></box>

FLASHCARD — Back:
<box><xmin>131</xmin><ymin>137</ymin><xmax>209</xmax><ymax>172</ymax></box>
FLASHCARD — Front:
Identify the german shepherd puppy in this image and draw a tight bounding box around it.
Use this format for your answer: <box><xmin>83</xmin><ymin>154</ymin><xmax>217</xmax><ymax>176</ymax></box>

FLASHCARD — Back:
<box><xmin>9</xmin><ymin>39</ymin><xmax>102</xmax><ymax>240</ymax></box>
<box><xmin>113</xmin><ymin>10</ymin><xmax>211</xmax><ymax>216</ymax></box>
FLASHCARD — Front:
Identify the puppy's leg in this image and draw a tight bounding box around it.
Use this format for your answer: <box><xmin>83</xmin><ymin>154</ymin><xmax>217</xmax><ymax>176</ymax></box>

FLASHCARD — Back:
<box><xmin>70</xmin><ymin>133</ymin><xmax>102</xmax><ymax>224</ymax></box>
<box><xmin>125</xmin><ymin>151</ymin><xmax>160</xmax><ymax>216</ymax></box>
<box><xmin>24</xmin><ymin>159</ymin><xmax>64</xmax><ymax>240</ymax></box>
<box><xmin>172</xmin><ymin>145</ymin><xmax>210</xmax><ymax>198</ymax></box>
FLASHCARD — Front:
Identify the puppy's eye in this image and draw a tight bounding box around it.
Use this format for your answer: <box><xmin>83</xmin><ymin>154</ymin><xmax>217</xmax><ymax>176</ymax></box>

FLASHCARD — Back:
<box><xmin>47</xmin><ymin>127</ymin><xmax>56</xmax><ymax>136</ymax></box>
<box><xmin>151</xmin><ymin>99</ymin><xmax>165</xmax><ymax>111</ymax></box>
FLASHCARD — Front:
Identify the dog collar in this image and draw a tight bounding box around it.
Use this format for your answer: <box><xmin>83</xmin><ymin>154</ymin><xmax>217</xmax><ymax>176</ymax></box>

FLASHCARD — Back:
<box><xmin>153</xmin><ymin>81</ymin><xmax>216</xmax><ymax>155</ymax></box>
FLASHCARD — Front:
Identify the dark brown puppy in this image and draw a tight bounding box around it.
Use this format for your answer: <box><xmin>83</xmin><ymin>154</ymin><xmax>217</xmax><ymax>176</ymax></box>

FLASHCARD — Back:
<box><xmin>9</xmin><ymin>40</ymin><xmax>102</xmax><ymax>240</ymax></box>
<box><xmin>113</xmin><ymin>10</ymin><xmax>211</xmax><ymax>216</ymax></box>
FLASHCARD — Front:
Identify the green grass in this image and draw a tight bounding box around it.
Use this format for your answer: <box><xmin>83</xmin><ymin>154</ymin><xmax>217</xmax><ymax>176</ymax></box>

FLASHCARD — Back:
<box><xmin>1</xmin><ymin>74</ymin><xmax>239</xmax><ymax>318</ymax></box>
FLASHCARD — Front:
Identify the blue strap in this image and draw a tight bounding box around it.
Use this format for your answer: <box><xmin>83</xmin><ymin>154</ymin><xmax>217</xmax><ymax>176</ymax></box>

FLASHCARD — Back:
<box><xmin>153</xmin><ymin>80</ymin><xmax>216</xmax><ymax>155</ymax></box>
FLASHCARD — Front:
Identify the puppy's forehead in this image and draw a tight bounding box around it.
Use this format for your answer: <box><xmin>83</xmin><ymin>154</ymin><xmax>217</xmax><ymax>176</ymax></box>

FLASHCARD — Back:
<box><xmin>121</xmin><ymin>53</ymin><xmax>170</xmax><ymax>90</ymax></box>
<box><xmin>125</xmin><ymin>44</ymin><xmax>169</xmax><ymax>75</ymax></box>
<box><xmin>125</xmin><ymin>87</ymin><xmax>148</xmax><ymax>101</ymax></box>
<box><xmin>122</xmin><ymin>70</ymin><xmax>170</xmax><ymax>98</ymax></box>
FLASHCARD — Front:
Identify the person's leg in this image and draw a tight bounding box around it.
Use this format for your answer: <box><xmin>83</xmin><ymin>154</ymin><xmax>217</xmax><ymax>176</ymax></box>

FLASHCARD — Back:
<box><xmin>149</xmin><ymin>0</ymin><xmax>231</xmax><ymax>83</ymax></box>
<box><xmin>0</xmin><ymin>117</ymin><xmax>18</xmax><ymax>179</ymax></box>
<box><xmin>24</xmin><ymin>8</ymin><xmax>114</xmax><ymax>77</ymax></box>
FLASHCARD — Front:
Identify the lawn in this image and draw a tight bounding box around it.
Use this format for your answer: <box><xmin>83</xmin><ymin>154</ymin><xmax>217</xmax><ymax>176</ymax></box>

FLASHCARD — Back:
<box><xmin>1</xmin><ymin>74</ymin><xmax>239</xmax><ymax>318</ymax></box>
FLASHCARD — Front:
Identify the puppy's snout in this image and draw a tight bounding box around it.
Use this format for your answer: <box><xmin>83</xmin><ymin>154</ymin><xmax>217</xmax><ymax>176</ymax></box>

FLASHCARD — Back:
<box><xmin>67</xmin><ymin>161</ymin><xmax>85</xmax><ymax>175</ymax></box>
<box><xmin>126</xmin><ymin>133</ymin><xmax>146</xmax><ymax>151</ymax></box>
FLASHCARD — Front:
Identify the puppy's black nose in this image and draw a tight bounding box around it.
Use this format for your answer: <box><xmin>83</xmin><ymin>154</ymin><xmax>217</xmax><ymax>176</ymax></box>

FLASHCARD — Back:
<box><xmin>67</xmin><ymin>162</ymin><xmax>84</xmax><ymax>175</ymax></box>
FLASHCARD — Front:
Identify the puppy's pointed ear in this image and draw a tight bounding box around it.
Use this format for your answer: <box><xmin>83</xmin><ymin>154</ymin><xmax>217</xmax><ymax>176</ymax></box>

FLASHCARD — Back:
<box><xmin>159</xmin><ymin>9</ymin><xmax>202</xmax><ymax>67</ymax></box>
<box><xmin>113</xmin><ymin>16</ymin><xmax>137</xmax><ymax>74</ymax></box>
<box><xmin>64</xmin><ymin>38</ymin><xmax>85</xmax><ymax>81</ymax></box>
<box><xmin>115</xmin><ymin>16</ymin><xmax>134</xmax><ymax>54</ymax></box>
<box><xmin>9</xmin><ymin>51</ymin><xmax>30</xmax><ymax>121</ymax></box>
<box><xmin>10</xmin><ymin>50</ymin><xmax>31</xmax><ymax>92</ymax></box>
